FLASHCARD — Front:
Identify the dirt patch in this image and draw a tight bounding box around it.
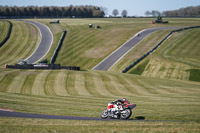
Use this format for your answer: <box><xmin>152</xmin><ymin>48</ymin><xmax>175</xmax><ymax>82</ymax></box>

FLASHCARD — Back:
<box><xmin>0</xmin><ymin>108</ymin><xmax>15</xmax><ymax>112</ymax></box>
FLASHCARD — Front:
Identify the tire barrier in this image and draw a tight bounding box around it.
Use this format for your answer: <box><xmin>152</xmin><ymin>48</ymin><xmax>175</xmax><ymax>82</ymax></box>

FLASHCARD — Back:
<box><xmin>0</xmin><ymin>20</ymin><xmax>12</xmax><ymax>47</ymax></box>
<box><xmin>5</xmin><ymin>64</ymin><xmax>80</xmax><ymax>71</ymax></box>
<box><xmin>50</xmin><ymin>30</ymin><xmax>67</xmax><ymax>64</ymax></box>
<box><xmin>122</xmin><ymin>26</ymin><xmax>200</xmax><ymax>73</ymax></box>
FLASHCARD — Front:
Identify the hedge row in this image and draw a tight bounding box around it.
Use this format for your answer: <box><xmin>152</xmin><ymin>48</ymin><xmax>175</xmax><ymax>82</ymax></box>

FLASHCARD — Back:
<box><xmin>0</xmin><ymin>20</ymin><xmax>12</xmax><ymax>47</ymax></box>
<box><xmin>122</xmin><ymin>26</ymin><xmax>200</xmax><ymax>73</ymax></box>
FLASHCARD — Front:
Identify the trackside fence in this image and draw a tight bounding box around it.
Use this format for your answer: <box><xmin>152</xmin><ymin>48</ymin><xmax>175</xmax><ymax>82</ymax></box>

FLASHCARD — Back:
<box><xmin>122</xmin><ymin>26</ymin><xmax>200</xmax><ymax>73</ymax></box>
<box><xmin>5</xmin><ymin>64</ymin><xmax>80</xmax><ymax>70</ymax></box>
<box><xmin>0</xmin><ymin>20</ymin><xmax>12</xmax><ymax>47</ymax></box>
<box><xmin>50</xmin><ymin>30</ymin><xmax>67</xmax><ymax>64</ymax></box>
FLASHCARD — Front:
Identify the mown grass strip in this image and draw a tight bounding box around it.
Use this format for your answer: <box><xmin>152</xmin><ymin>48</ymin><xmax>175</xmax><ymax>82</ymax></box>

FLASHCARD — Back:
<box><xmin>74</xmin><ymin>72</ymin><xmax>91</xmax><ymax>96</ymax></box>
<box><xmin>44</xmin><ymin>71</ymin><xmax>57</xmax><ymax>95</ymax></box>
<box><xmin>7</xmin><ymin>71</ymin><xmax>28</xmax><ymax>94</ymax></box>
<box><xmin>31</xmin><ymin>70</ymin><xmax>51</xmax><ymax>96</ymax></box>
<box><xmin>0</xmin><ymin>20</ymin><xmax>9</xmax><ymax>44</ymax></box>
<box><xmin>0</xmin><ymin>70</ymin><xmax>20</xmax><ymax>92</ymax></box>
<box><xmin>54</xmin><ymin>71</ymin><xmax>69</xmax><ymax>96</ymax></box>
<box><xmin>21</xmin><ymin>71</ymin><xmax>38</xmax><ymax>95</ymax></box>
<box><xmin>65</xmin><ymin>71</ymin><xmax>78</xmax><ymax>96</ymax></box>
<box><xmin>84</xmin><ymin>72</ymin><xmax>101</xmax><ymax>96</ymax></box>
<box><xmin>92</xmin><ymin>72</ymin><xmax>113</xmax><ymax>96</ymax></box>
<box><xmin>98</xmin><ymin>72</ymin><xmax>121</xmax><ymax>96</ymax></box>
<box><xmin>0</xmin><ymin>20</ymin><xmax>12</xmax><ymax>47</ymax></box>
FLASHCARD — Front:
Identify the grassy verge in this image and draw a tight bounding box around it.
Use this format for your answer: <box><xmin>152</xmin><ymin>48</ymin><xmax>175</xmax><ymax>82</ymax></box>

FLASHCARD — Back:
<box><xmin>0</xmin><ymin>118</ymin><xmax>199</xmax><ymax>133</ymax></box>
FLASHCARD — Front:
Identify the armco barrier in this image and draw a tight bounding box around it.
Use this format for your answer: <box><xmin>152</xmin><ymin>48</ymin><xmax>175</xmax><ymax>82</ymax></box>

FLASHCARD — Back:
<box><xmin>0</xmin><ymin>20</ymin><xmax>12</xmax><ymax>47</ymax></box>
<box><xmin>122</xmin><ymin>26</ymin><xmax>200</xmax><ymax>73</ymax></box>
<box><xmin>5</xmin><ymin>64</ymin><xmax>80</xmax><ymax>71</ymax></box>
<box><xmin>50</xmin><ymin>30</ymin><xmax>67</xmax><ymax>64</ymax></box>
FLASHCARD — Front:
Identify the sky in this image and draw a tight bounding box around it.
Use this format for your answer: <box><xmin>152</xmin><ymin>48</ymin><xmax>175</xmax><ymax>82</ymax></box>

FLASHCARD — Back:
<box><xmin>1</xmin><ymin>0</ymin><xmax>200</xmax><ymax>16</ymax></box>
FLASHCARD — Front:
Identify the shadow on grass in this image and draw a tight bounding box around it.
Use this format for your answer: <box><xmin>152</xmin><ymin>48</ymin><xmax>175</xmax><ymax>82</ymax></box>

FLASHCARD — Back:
<box><xmin>129</xmin><ymin>116</ymin><xmax>145</xmax><ymax>120</ymax></box>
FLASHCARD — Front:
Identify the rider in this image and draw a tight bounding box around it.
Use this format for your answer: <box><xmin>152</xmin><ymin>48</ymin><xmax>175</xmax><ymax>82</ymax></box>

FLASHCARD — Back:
<box><xmin>111</xmin><ymin>98</ymin><xmax>130</xmax><ymax>105</ymax></box>
<box><xmin>109</xmin><ymin>98</ymin><xmax>130</xmax><ymax>115</ymax></box>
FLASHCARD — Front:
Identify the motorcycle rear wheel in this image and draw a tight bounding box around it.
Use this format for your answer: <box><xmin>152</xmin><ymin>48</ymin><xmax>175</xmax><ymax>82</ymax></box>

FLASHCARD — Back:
<box><xmin>101</xmin><ymin>110</ymin><xmax>108</xmax><ymax>119</ymax></box>
<box><xmin>120</xmin><ymin>109</ymin><xmax>132</xmax><ymax>120</ymax></box>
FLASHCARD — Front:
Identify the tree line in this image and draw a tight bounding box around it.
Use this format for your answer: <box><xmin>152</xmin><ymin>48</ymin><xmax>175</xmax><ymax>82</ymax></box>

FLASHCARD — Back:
<box><xmin>145</xmin><ymin>5</ymin><xmax>200</xmax><ymax>17</ymax></box>
<box><xmin>163</xmin><ymin>5</ymin><xmax>200</xmax><ymax>17</ymax></box>
<box><xmin>0</xmin><ymin>5</ymin><xmax>105</xmax><ymax>18</ymax></box>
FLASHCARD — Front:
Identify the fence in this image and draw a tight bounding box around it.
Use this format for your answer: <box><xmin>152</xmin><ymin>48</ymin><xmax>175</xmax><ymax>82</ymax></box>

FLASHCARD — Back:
<box><xmin>5</xmin><ymin>64</ymin><xmax>80</xmax><ymax>70</ymax></box>
<box><xmin>122</xmin><ymin>26</ymin><xmax>200</xmax><ymax>73</ymax></box>
<box><xmin>50</xmin><ymin>30</ymin><xmax>67</xmax><ymax>64</ymax></box>
<box><xmin>0</xmin><ymin>20</ymin><xmax>12</xmax><ymax>47</ymax></box>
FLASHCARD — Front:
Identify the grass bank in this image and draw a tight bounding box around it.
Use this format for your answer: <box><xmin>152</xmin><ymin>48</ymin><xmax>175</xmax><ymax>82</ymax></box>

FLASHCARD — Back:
<box><xmin>0</xmin><ymin>69</ymin><xmax>200</xmax><ymax>122</ymax></box>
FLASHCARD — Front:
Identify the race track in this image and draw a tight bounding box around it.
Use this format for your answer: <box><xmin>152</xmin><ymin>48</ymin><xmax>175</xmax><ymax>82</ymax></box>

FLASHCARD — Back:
<box><xmin>0</xmin><ymin>110</ymin><xmax>181</xmax><ymax>122</ymax></box>
<box><xmin>92</xmin><ymin>27</ymin><xmax>182</xmax><ymax>71</ymax></box>
<box><xmin>23</xmin><ymin>20</ymin><xmax>53</xmax><ymax>64</ymax></box>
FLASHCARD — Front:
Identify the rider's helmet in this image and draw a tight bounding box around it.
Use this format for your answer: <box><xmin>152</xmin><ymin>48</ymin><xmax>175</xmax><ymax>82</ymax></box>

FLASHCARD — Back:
<box><xmin>121</xmin><ymin>98</ymin><xmax>130</xmax><ymax>104</ymax></box>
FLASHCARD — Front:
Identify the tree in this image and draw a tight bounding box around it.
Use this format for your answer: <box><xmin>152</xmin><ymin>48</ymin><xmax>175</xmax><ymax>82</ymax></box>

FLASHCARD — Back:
<box><xmin>100</xmin><ymin>7</ymin><xmax>108</xmax><ymax>16</ymax></box>
<box><xmin>112</xmin><ymin>9</ymin><xmax>119</xmax><ymax>17</ymax></box>
<box><xmin>145</xmin><ymin>11</ymin><xmax>151</xmax><ymax>16</ymax></box>
<box><xmin>151</xmin><ymin>10</ymin><xmax>161</xmax><ymax>17</ymax></box>
<box><xmin>121</xmin><ymin>10</ymin><xmax>128</xmax><ymax>17</ymax></box>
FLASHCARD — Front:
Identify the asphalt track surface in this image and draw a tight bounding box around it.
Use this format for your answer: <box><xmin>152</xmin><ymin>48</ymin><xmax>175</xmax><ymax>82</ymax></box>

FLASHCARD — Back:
<box><xmin>0</xmin><ymin>110</ymin><xmax>181</xmax><ymax>122</ymax></box>
<box><xmin>92</xmin><ymin>27</ymin><xmax>183</xmax><ymax>71</ymax></box>
<box><xmin>23</xmin><ymin>20</ymin><xmax>53</xmax><ymax>64</ymax></box>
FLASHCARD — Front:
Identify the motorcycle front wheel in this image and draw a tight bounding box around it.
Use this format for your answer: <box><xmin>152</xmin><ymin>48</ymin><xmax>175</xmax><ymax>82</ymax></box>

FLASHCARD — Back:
<box><xmin>101</xmin><ymin>110</ymin><xmax>108</xmax><ymax>119</ymax></box>
<box><xmin>120</xmin><ymin>109</ymin><xmax>132</xmax><ymax>120</ymax></box>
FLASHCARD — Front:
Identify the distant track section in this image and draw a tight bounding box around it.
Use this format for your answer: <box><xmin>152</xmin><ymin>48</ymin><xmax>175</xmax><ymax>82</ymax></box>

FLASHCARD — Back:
<box><xmin>22</xmin><ymin>20</ymin><xmax>53</xmax><ymax>64</ymax></box>
<box><xmin>92</xmin><ymin>27</ymin><xmax>183</xmax><ymax>71</ymax></box>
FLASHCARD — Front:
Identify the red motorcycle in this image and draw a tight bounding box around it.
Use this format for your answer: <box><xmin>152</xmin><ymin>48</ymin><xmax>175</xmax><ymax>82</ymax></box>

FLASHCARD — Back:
<box><xmin>101</xmin><ymin>100</ymin><xmax>136</xmax><ymax>119</ymax></box>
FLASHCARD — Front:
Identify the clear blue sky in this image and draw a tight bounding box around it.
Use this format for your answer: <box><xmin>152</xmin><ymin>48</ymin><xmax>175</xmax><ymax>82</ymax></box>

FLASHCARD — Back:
<box><xmin>1</xmin><ymin>0</ymin><xmax>200</xmax><ymax>16</ymax></box>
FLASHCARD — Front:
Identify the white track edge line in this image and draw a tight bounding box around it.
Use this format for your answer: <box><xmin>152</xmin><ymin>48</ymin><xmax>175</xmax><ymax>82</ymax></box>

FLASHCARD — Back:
<box><xmin>92</xmin><ymin>29</ymin><xmax>147</xmax><ymax>70</ymax></box>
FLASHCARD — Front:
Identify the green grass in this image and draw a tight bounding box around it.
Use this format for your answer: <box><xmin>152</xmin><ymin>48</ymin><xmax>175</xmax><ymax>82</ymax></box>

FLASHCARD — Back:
<box><xmin>34</xmin><ymin>18</ymin><xmax>181</xmax><ymax>69</ymax></box>
<box><xmin>189</xmin><ymin>69</ymin><xmax>200</xmax><ymax>82</ymax></box>
<box><xmin>1</xmin><ymin>18</ymin><xmax>200</xmax><ymax>132</ymax></box>
<box><xmin>0</xmin><ymin>118</ymin><xmax>200</xmax><ymax>133</ymax></box>
<box><xmin>162</xmin><ymin>28</ymin><xmax>200</xmax><ymax>67</ymax></box>
<box><xmin>110</xmin><ymin>30</ymin><xmax>171</xmax><ymax>72</ymax></box>
<box><xmin>129</xmin><ymin>60</ymin><xmax>150</xmax><ymax>75</ymax></box>
<box><xmin>0</xmin><ymin>20</ymin><xmax>10</xmax><ymax>44</ymax></box>
<box><xmin>0</xmin><ymin>69</ymin><xmax>200</xmax><ymax>122</ymax></box>
<box><xmin>114</xmin><ymin>23</ymin><xmax>200</xmax><ymax>81</ymax></box>
<box><xmin>0</xmin><ymin>20</ymin><xmax>40</xmax><ymax>67</ymax></box>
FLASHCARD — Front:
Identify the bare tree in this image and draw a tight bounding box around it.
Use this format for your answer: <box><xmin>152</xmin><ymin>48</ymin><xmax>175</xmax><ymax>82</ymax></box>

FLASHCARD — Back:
<box><xmin>121</xmin><ymin>10</ymin><xmax>128</xmax><ymax>17</ymax></box>
<box><xmin>112</xmin><ymin>9</ymin><xmax>119</xmax><ymax>17</ymax></box>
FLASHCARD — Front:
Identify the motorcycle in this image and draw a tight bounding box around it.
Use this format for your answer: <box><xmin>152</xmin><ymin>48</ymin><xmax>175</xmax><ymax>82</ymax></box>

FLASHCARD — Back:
<box><xmin>101</xmin><ymin>101</ymin><xmax>136</xmax><ymax>120</ymax></box>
